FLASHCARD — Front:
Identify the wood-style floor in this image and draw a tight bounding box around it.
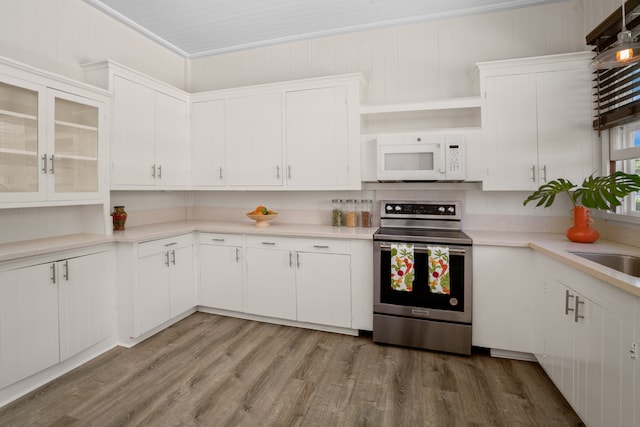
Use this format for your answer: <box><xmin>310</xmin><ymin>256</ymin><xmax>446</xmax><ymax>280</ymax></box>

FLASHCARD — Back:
<box><xmin>0</xmin><ymin>312</ymin><xmax>584</xmax><ymax>426</ymax></box>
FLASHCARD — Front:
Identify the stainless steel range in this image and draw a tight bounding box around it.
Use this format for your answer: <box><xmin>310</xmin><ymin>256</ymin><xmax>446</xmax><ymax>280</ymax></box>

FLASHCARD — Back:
<box><xmin>373</xmin><ymin>200</ymin><xmax>473</xmax><ymax>355</ymax></box>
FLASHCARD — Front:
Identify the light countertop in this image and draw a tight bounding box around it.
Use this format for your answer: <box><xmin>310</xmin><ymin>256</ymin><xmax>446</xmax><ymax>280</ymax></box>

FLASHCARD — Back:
<box><xmin>466</xmin><ymin>229</ymin><xmax>640</xmax><ymax>297</ymax></box>
<box><xmin>1</xmin><ymin>222</ymin><xmax>638</xmax><ymax>297</ymax></box>
<box><xmin>0</xmin><ymin>233</ymin><xmax>114</xmax><ymax>263</ymax></box>
<box><xmin>112</xmin><ymin>220</ymin><xmax>377</xmax><ymax>243</ymax></box>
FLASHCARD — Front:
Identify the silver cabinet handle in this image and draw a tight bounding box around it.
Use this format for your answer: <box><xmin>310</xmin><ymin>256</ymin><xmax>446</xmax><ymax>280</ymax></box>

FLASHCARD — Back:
<box><xmin>49</xmin><ymin>154</ymin><xmax>55</xmax><ymax>174</ymax></box>
<box><xmin>261</xmin><ymin>242</ymin><xmax>276</xmax><ymax>246</ymax></box>
<box><xmin>531</xmin><ymin>165</ymin><xmax>536</xmax><ymax>182</ymax></box>
<box><xmin>313</xmin><ymin>245</ymin><xmax>329</xmax><ymax>249</ymax></box>
<box><xmin>152</xmin><ymin>164</ymin><xmax>156</xmax><ymax>178</ymax></box>
<box><xmin>574</xmin><ymin>296</ymin><xmax>584</xmax><ymax>322</ymax></box>
<box><xmin>565</xmin><ymin>290</ymin><xmax>575</xmax><ymax>315</ymax></box>
<box><xmin>171</xmin><ymin>249</ymin><xmax>176</xmax><ymax>265</ymax></box>
<box><xmin>289</xmin><ymin>251</ymin><xmax>293</xmax><ymax>267</ymax></box>
<box><xmin>157</xmin><ymin>165</ymin><xmax>162</xmax><ymax>179</ymax></box>
<box><xmin>63</xmin><ymin>260</ymin><xmax>69</xmax><ymax>281</ymax></box>
<box><xmin>541</xmin><ymin>165</ymin><xmax>547</xmax><ymax>183</ymax></box>
<box><xmin>165</xmin><ymin>251</ymin><xmax>170</xmax><ymax>267</ymax></box>
<box><xmin>50</xmin><ymin>263</ymin><xmax>56</xmax><ymax>284</ymax></box>
<box><xmin>164</xmin><ymin>242</ymin><xmax>177</xmax><ymax>247</ymax></box>
<box><xmin>288</xmin><ymin>165</ymin><xmax>292</xmax><ymax>179</ymax></box>
<box><xmin>211</xmin><ymin>238</ymin><xmax>225</xmax><ymax>242</ymax></box>
<box><xmin>42</xmin><ymin>154</ymin><xmax>48</xmax><ymax>174</ymax></box>
<box><xmin>276</xmin><ymin>165</ymin><xmax>280</xmax><ymax>179</ymax></box>
<box><xmin>219</xmin><ymin>167</ymin><xmax>223</xmax><ymax>180</ymax></box>
<box><xmin>235</xmin><ymin>247</ymin><xmax>240</xmax><ymax>262</ymax></box>
<box><xmin>296</xmin><ymin>252</ymin><xmax>300</xmax><ymax>268</ymax></box>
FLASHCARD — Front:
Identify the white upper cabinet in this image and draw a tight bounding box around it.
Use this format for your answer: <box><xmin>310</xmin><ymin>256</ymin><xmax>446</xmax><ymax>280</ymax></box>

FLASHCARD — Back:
<box><xmin>190</xmin><ymin>73</ymin><xmax>363</xmax><ymax>190</ymax></box>
<box><xmin>477</xmin><ymin>52</ymin><xmax>598</xmax><ymax>191</ymax></box>
<box><xmin>111</xmin><ymin>76</ymin><xmax>155</xmax><ymax>186</ymax></box>
<box><xmin>47</xmin><ymin>90</ymin><xmax>103</xmax><ymax>200</ymax></box>
<box><xmin>285</xmin><ymin>86</ymin><xmax>352</xmax><ymax>188</ymax></box>
<box><xmin>0</xmin><ymin>58</ymin><xmax>108</xmax><ymax>207</ymax></box>
<box><xmin>191</xmin><ymin>99</ymin><xmax>225</xmax><ymax>187</ymax></box>
<box><xmin>225</xmin><ymin>91</ymin><xmax>283</xmax><ymax>186</ymax></box>
<box><xmin>83</xmin><ymin>61</ymin><xmax>190</xmax><ymax>189</ymax></box>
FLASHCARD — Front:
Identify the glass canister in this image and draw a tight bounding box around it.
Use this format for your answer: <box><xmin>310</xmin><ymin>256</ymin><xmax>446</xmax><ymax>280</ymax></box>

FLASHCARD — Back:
<box><xmin>345</xmin><ymin>199</ymin><xmax>358</xmax><ymax>227</ymax></box>
<box><xmin>360</xmin><ymin>199</ymin><xmax>373</xmax><ymax>227</ymax></box>
<box><xmin>331</xmin><ymin>199</ymin><xmax>344</xmax><ymax>226</ymax></box>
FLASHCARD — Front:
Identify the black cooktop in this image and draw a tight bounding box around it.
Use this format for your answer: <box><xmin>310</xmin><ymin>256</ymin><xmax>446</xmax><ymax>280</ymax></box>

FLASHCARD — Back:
<box><xmin>373</xmin><ymin>227</ymin><xmax>472</xmax><ymax>245</ymax></box>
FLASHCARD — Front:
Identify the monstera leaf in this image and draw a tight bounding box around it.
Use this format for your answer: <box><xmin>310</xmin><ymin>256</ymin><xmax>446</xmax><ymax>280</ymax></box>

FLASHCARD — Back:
<box><xmin>522</xmin><ymin>178</ymin><xmax>577</xmax><ymax>208</ymax></box>
<box><xmin>523</xmin><ymin>171</ymin><xmax>640</xmax><ymax>210</ymax></box>
<box><xmin>573</xmin><ymin>172</ymin><xmax>640</xmax><ymax>209</ymax></box>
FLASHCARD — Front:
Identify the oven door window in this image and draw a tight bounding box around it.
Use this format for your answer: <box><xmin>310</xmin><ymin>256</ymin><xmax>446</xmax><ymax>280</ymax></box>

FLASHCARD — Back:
<box><xmin>379</xmin><ymin>245</ymin><xmax>465</xmax><ymax>312</ymax></box>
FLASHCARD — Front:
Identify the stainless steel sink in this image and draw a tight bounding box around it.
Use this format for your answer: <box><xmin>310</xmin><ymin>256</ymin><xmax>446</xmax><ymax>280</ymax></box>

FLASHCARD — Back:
<box><xmin>570</xmin><ymin>251</ymin><xmax>640</xmax><ymax>278</ymax></box>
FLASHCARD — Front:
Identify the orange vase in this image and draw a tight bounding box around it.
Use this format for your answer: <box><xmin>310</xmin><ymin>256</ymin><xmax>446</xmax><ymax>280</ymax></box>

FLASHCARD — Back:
<box><xmin>566</xmin><ymin>206</ymin><xmax>599</xmax><ymax>243</ymax></box>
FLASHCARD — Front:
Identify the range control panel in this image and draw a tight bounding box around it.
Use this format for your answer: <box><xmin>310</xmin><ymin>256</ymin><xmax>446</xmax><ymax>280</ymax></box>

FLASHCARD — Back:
<box><xmin>381</xmin><ymin>201</ymin><xmax>461</xmax><ymax>220</ymax></box>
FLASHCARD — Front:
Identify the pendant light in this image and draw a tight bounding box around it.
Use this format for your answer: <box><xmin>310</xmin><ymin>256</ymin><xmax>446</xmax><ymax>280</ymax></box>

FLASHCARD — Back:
<box><xmin>591</xmin><ymin>0</ymin><xmax>640</xmax><ymax>69</ymax></box>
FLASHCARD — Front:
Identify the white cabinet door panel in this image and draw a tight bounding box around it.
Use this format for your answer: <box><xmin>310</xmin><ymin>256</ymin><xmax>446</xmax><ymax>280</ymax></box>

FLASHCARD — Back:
<box><xmin>0</xmin><ymin>263</ymin><xmax>59</xmax><ymax>389</ymax></box>
<box><xmin>199</xmin><ymin>244</ymin><xmax>243</xmax><ymax>311</ymax></box>
<box><xmin>155</xmin><ymin>93</ymin><xmax>189</xmax><ymax>187</ymax></box>
<box><xmin>245</xmin><ymin>247</ymin><xmax>296</xmax><ymax>320</ymax></box>
<box><xmin>136</xmin><ymin>253</ymin><xmax>171</xmax><ymax>336</ymax></box>
<box><xmin>112</xmin><ymin>76</ymin><xmax>156</xmax><ymax>186</ymax></box>
<box><xmin>536</xmin><ymin>69</ymin><xmax>595</xmax><ymax>185</ymax></box>
<box><xmin>285</xmin><ymin>86</ymin><xmax>349</xmax><ymax>187</ymax></box>
<box><xmin>483</xmin><ymin>74</ymin><xmax>538</xmax><ymax>190</ymax></box>
<box><xmin>58</xmin><ymin>252</ymin><xmax>113</xmax><ymax>361</ymax></box>
<box><xmin>168</xmin><ymin>245</ymin><xmax>195</xmax><ymax>318</ymax></box>
<box><xmin>191</xmin><ymin>99</ymin><xmax>225</xmax><ymax>186</ymax></box>
<box><xmin>226</xmin><ymin>93</ymin><xmax>283</xmax><ymax>186</ymax></box>
<box><xmin>296</xmin><ymin>252</ymin><xmax>350</xmax><ymax>328</ymax></box>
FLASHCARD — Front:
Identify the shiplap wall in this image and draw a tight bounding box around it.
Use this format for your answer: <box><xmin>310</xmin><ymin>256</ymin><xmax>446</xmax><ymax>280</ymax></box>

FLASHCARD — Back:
<box><xmin>191</xmin><ymin>0</ymin><xmax>591</xmax><ymax>99</ymax></box>
<box><xmin>0</xmin><ymin>0</ymin><xmax>188</xmax><ymax>89</ymax></box>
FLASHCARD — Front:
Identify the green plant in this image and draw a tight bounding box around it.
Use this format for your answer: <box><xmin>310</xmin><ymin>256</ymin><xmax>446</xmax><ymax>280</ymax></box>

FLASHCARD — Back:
<box><xmin>523</xmin><ymin>171</ymin><xmax>640</xmax><ymax>210</ymax></box>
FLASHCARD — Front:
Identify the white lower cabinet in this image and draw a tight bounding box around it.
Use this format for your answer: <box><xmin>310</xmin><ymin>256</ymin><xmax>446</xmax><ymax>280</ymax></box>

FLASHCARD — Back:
<box><xmin>534</xmin><ymin>253</ymin><xmax>637</xmax><ymax>427</ymax></box>
<box><xmin>472</xmin><ymin>246</ymin><xmax>534</xmax><ymax>354</ymax></box>
<box><xmin>245</xmin><ymin>236</ymin><xmax>297</xmax><ymax>320</ymax></box>
<box><xmin>296</xmin><ymin>250</ymin><xmax>351</xmax><ymax>328</ymax></box>
<box><xmin>0</xmin><ymin>248</ymin><xmax>114</xmax><ymax>389</ymax></box>
<box><xmin>198</xmin><ymin>233</ymin><xmax>244</xmax><ymax>311</ymax></box>
<box><xmin>214</xmin><ymin>235</ymin><xmax>354</xmax><ymax>329</ymax></box>
<box><xmin>134</xmin><ymin>235</ymin><xmax>195</xmax><ymax>337</ymax></box>
<box><xmin>58</xmin><ymin>252</ymin><xmax>113</xmax><ymax>361</ymax></box>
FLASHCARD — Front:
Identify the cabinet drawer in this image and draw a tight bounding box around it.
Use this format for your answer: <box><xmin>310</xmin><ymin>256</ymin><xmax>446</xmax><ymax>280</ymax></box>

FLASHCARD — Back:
<box><xmin>296</xmin><ymin>238</ymin><xmax>350</xmax><ymax>254</ymax></box>
<box><xmin>197</xmin><ymin>232</ymin><xmax>242</xmax><ymax>247</ymax></box>
<box><xmin>138</xmin><ymin>234</ymin><xmax>193</xmax><ymax>258</ymax></box>
<box><xmin>245</xmin><ymin>235</ymin><xmax>296</xmax><ymax>249</ymax></box>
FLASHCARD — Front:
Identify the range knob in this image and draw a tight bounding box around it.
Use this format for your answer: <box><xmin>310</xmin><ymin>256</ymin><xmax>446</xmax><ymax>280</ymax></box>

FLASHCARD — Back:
<box><xmin>394</xmin><ymin>205</ymin><xmax>402</xmax><ymax>212</ymax></box>
<box><xmin>438</xmin><ymin>206</ymin><xmax>445</xmax><ymax>213</ymax></box>
<box><xmin>447</xmin><ymin>206</ymin><xmax>455</xmax><ymax>214</ymax></box>
<box><xmin>386</xmin><ymin>205</ymin><xmax>393</xmax><ymax>211</ymax></box>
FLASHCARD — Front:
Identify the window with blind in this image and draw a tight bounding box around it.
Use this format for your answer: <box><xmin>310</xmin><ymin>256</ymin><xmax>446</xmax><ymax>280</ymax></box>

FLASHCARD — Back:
<box><xmin>588</xmin><ymin>0</ymin><xmax>640</xmax><ymax>217</ymax></box>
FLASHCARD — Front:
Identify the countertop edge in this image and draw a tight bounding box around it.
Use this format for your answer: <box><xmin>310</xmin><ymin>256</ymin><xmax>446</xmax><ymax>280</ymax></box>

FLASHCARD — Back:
<box><xmin>466</xmin><ymin>229</ymin><xmax>640</xmax><ymax>297</ymax></box>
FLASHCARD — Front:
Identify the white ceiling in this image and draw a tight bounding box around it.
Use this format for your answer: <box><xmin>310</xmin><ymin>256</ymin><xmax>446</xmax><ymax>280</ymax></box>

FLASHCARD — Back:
<box><xmin>83</xmin><ymin>0</ymin><xmax>561</xmax><ymax>58</ymax></box>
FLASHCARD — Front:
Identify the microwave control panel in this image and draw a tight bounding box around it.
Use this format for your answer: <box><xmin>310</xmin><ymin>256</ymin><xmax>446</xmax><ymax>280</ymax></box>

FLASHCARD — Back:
<box><xmin>444</xmin><ymin>137</ymin><xmax>465</xmax><ymax>181</ymax></box>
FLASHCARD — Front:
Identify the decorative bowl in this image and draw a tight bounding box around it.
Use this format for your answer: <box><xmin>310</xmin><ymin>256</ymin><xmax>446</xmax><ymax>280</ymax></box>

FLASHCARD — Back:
<box><xmin>246</xmin><ymin>212</ymin><xmax>278</xmax><ymax>227</ymax></box>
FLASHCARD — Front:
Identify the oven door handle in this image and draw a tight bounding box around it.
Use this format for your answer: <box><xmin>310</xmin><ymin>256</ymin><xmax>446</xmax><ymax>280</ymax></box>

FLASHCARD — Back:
<box><xmin>378</xmin><ymin>244</ymin><xmax>468</xmax><ymax>255</ymax></box>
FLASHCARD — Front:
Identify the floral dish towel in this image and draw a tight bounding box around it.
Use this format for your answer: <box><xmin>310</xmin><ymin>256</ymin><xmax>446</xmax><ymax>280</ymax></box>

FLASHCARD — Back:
<box><xmin>428</xmin><ymin>246</ymin><xmax>450</xmax><ymax>294</ymax></box>
<box><xmin>390</xmin><ymin>243</ymin><xmax>414</xmax><ymax>292</ymax></box>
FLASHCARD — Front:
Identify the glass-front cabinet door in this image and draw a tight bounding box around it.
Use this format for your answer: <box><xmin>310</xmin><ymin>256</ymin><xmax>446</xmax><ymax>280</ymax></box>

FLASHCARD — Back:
<box><xmin>0</xmin><ymin>78</ymin><xmax>46</xmax><ymax>202</ymax></box>
<box><xmin>47</xmin><ymin>91</ymin><xmax>101</xmax><ymax>199</ymax></box>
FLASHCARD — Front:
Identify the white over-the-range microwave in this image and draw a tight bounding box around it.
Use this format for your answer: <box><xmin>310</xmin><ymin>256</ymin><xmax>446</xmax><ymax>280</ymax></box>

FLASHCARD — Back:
<box><xmin>376</xmin><ymin>133</ymin><xmax>466</xmax><ymax>181</ymax></box>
